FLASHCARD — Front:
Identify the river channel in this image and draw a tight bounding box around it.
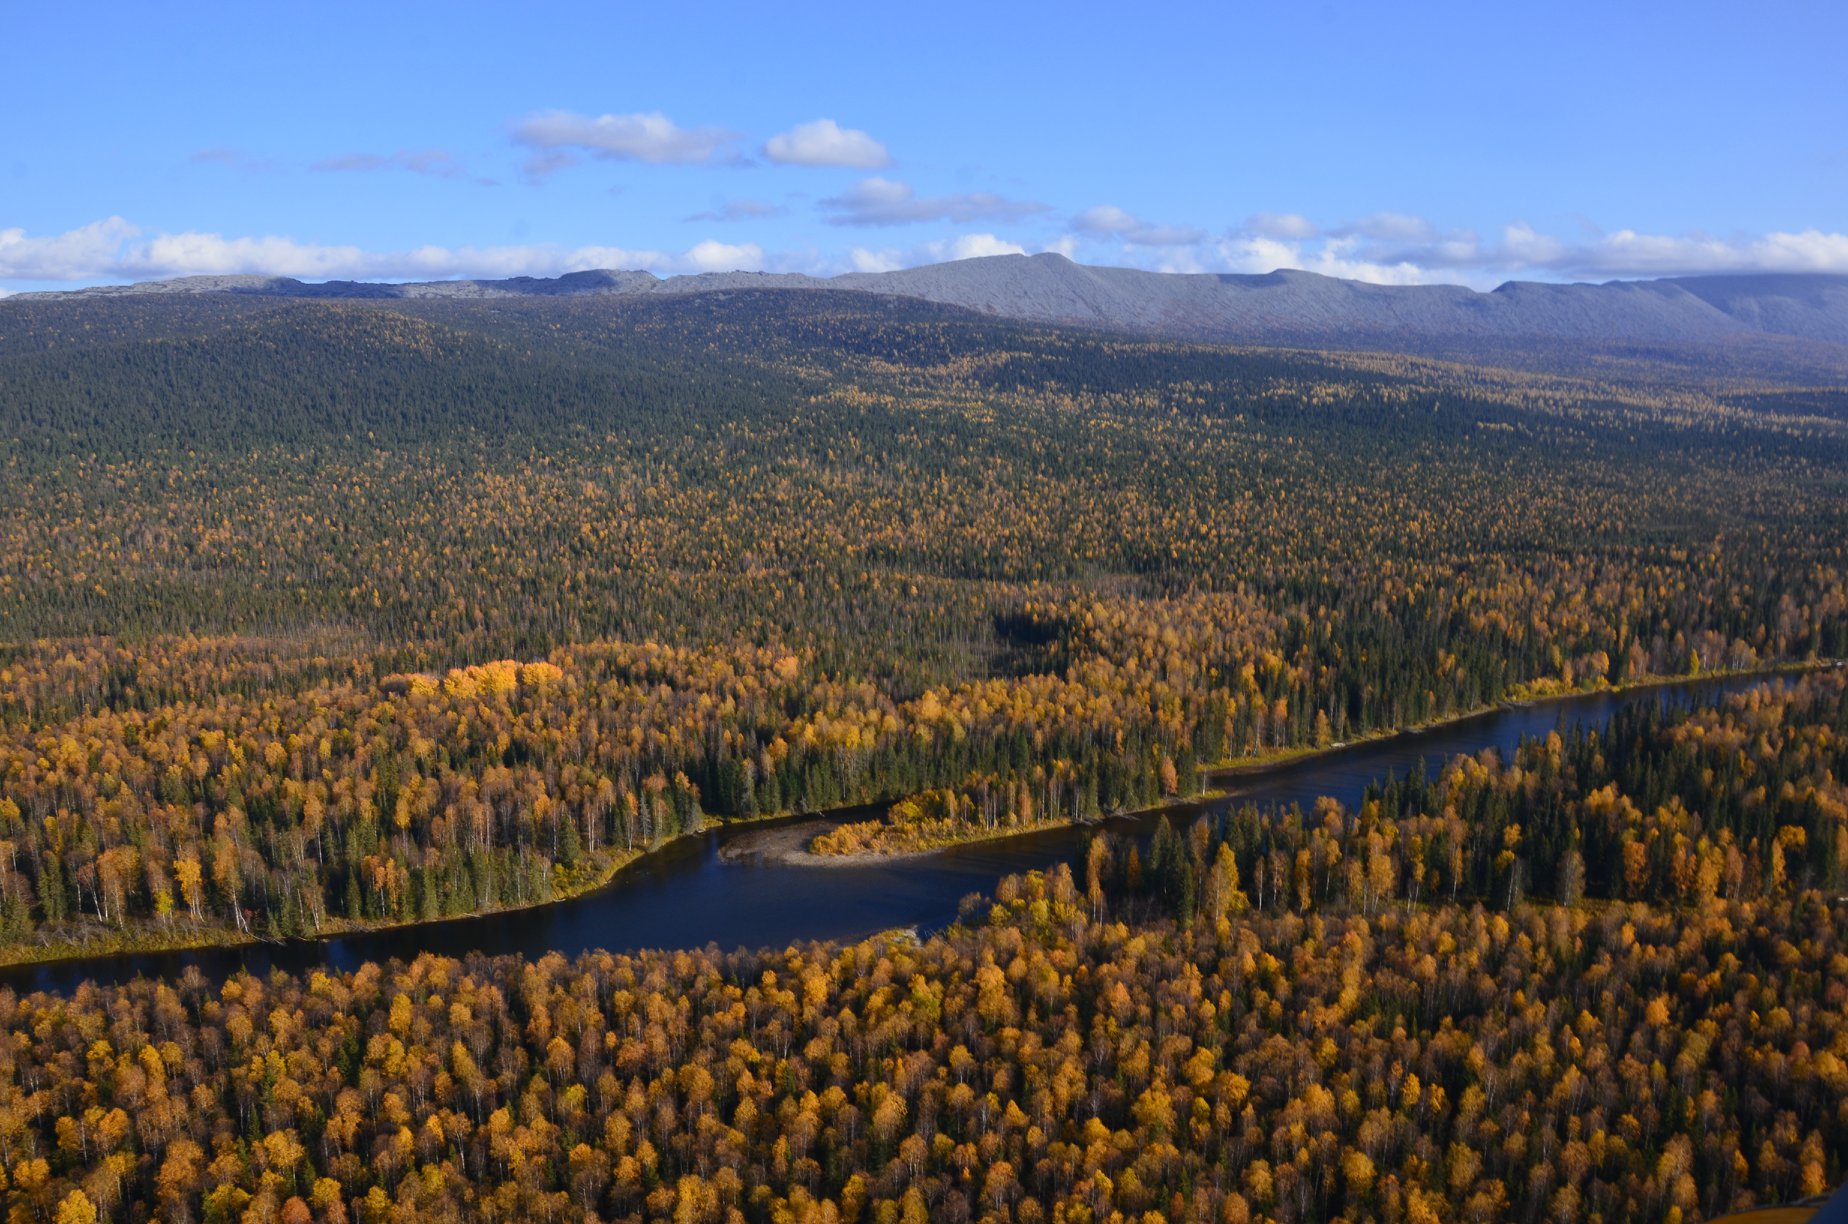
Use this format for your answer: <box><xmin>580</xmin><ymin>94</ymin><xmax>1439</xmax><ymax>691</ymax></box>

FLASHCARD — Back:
<box><xmin>2</xmin><ymin>671</ymin><xmax>1812</xmax><ymax>995</ymax></box>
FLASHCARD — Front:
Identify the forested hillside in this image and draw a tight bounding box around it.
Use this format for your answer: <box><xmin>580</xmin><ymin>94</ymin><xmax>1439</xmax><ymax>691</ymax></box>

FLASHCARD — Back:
<box><xmin>36</xmin><ymin>258</ymin><xmax>1848</xmax><ymax>383</ymax></box>
<box><xmin>0</xmin><ymin>290</ymin><xmax>1845</xmax><ymax>960</ymax></box>
<box><xmin>3</xmin><ymin>677</ymin><xmax>1843</xmax><ymax>1223</ymax></box>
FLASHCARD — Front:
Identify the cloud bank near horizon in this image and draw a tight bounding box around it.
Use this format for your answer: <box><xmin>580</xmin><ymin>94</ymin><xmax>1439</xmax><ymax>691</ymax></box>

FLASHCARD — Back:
<box><xmin>0</xmin><ymin>218</ymin><xmax>766</xmax><ymax>284</ymax></box>
<box><xmin>5</xmin><ymin>214</ymin><xmax>1848</xmax><ymax>292</ymax></box>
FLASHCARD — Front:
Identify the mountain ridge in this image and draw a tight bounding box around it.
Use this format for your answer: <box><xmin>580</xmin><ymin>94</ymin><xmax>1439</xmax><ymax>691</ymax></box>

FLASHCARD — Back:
<box><xmin>16</xmin><ymin>253</ymin><xmax>1848</xmax><ymax>371</ymax></box>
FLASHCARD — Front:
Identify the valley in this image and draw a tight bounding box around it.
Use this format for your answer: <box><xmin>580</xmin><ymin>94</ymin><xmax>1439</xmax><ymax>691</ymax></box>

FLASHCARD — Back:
<box><xmin>0</xmin><ymin>279</ymin><xmax>1844</xmax><ymax>1221</ymax></box>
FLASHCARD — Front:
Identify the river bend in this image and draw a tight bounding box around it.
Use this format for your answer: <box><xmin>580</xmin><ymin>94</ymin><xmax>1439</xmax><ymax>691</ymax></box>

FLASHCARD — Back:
<box><xmin>0</xmin><ymin>673</ymin><xmax>1803</xmax><ymax>995</ymax></box>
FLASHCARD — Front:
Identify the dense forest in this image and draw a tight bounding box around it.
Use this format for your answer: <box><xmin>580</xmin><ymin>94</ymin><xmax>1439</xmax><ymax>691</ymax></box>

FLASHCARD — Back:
<box><xmin>0</xmin><ymin>290</ymin><xmax>1846</xmax><ymax>958</ymax></box>
<box><xmin>2</xmin><ymin>676</ymin><xmax>1843</xmax><ymax>1223</ymax></box>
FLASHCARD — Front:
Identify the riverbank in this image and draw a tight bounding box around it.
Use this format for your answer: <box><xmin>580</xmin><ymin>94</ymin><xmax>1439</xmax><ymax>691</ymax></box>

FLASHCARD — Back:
<box><xmin>0</xmin><ymin>800</ymin><xmax>879</xmax><ymax>973</ymax></box>
<box><xmin>720</xmin><ymin>818</ymin><xmax>865</xmax><ymax>867</ymax></box>
<box><xmin>773</xmin><ymin>659</ymin><xmax>1842</xmax><ymax>868</ymax></box>
<box><xmin>719</xmin><ymin>812</ymin><xmax>1100</xmax><ymax>868</ymax></box>
<box><xmin>1208</xmin><ymin>657</ymin><xmax>1840</xmax><ymax>785</ymax></box>
<box><xmin>0</xmin><ymin>844</ymin><xmax>640</xmax><ymax>971</ymax></box>
<box><xmin>2</xmin><ymin>659</ymin><xmax>1834</xmax><ymax>972</ymax></box>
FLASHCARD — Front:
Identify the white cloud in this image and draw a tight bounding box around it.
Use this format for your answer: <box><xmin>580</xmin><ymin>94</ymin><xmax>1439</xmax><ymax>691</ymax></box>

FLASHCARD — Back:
<box><xmin>1212</xmin><ymin>235</ymin><xmax>1430</xmax><ymax>285</ymax></box>
<box><xmin>1561</xmin><ymin>228</ymin><xmax>1848</xmax><ymax>278</ymax></box>
<box><xmin>820</xmin><ymin>177</ymin><xmax>1048</xmax><ymax>227</ymax></box>
<box><xmin>848</xmin><ymin>232</ymin><xmax>1028</xmax><ymax>272</ymax></box>
<box><xmin>935</xmin><ymin>233</ymin><xmax>1027</xmax><ymax>261</ymax></box>
<box><xmin>512</xmin><ymin>109</ymin><xmax>739</xmax><ymax>165</ymax></box>
<box><xmin>1263</xmin><ymin>220</ymin><xmax>1848</xmax><ymax>283</ymax></box>
<box><xmin>1337</xmin><ymin>212</ymin><xmax>1437</xmax><ymax>242</ymax></box>
<box><xmin>849</xmin><ymin>247</ymin><xmax>902</xmax><ymax>274</ymax></box>
<box><xmin>1217</xmin><ymin>236</ymin><xmax>1296</xmax><ymax>274</ymax></box>
<box><xmin>312</xmin><ymin>150</ymin><xmax>469</xmax><ymax>180</ymax></box>
<box><xmin>123</xmin><ymin>231</ymin><xmax>377</xmax><ymax>279</ymax></box>
<box><xmin>684</xmin><ymin>199</ymin><xmax>786</xmax><ymax>223</ymax></box>
<box><xmin>1072</xmin><ymin>205</ymin><xmax>1204</xmax><ymax>247</ymax></box>
<box><xmin>681</xmin><ymin>240</ymin><xmax>765</xmax><ymax>272</ymax></box>
<box><xmin>1500</xmin><ymin>222</ymin><xmax>1564</xmax><ymax>265</ymax></box>
<box><xmin>763</xmin><ymin>119</ymin><xmax>890</xmax><ymax>168</ymax></box>
<box><xmin>0</xmin><ymin>219</ymin><xmax>764</xmax><ymax>284</ymax></box>
<box><xmin>0</xmin><ymin>217</ymin><xmax>141</xmax><ymax>281</ymax></box>
<box><xmin>10</xmin><ymin>214</ymin><xmax>1848</xmax><ymax>294</ymax></box>
<box><xmin>1245</xmin><ymin>212</ymin><xmax>1318</xmax><ymax>240</ymax></box>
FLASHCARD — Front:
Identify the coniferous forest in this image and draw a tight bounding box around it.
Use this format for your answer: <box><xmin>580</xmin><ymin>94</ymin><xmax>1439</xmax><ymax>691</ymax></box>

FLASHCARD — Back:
<box><xmin>1</xmin><ymin>287</ymin><xmax>1846</xmax><ymax>1221</ymax></box>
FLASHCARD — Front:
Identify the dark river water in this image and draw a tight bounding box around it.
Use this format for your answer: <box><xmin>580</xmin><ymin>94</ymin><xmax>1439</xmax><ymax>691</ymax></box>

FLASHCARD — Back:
<box><xmin>2</xmin><ymin>672</ymin><xmax>1812</xmax><ymax>995</ymax></box>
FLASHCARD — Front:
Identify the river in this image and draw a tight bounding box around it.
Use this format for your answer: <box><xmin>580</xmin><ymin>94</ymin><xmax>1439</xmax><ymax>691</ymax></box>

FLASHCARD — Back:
<box><xmin>0</xmin><ymin>671</ymin><xmax>1810</xmax><ymax>995</ymax></box>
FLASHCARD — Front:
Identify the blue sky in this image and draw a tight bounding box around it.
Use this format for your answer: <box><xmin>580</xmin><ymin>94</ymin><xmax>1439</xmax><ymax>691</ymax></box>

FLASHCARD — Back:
<box><xmin>3</xmin><ymin>1</ymin><xmax>1845</xmax><ymax>293</ymax></box>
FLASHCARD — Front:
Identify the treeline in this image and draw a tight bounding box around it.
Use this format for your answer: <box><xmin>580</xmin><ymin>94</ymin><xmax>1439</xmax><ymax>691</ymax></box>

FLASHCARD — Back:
<box><xmin>1093</xmin><ymin>670</ymin><xmax>1848</xmax><ymax>929</ymax></box>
